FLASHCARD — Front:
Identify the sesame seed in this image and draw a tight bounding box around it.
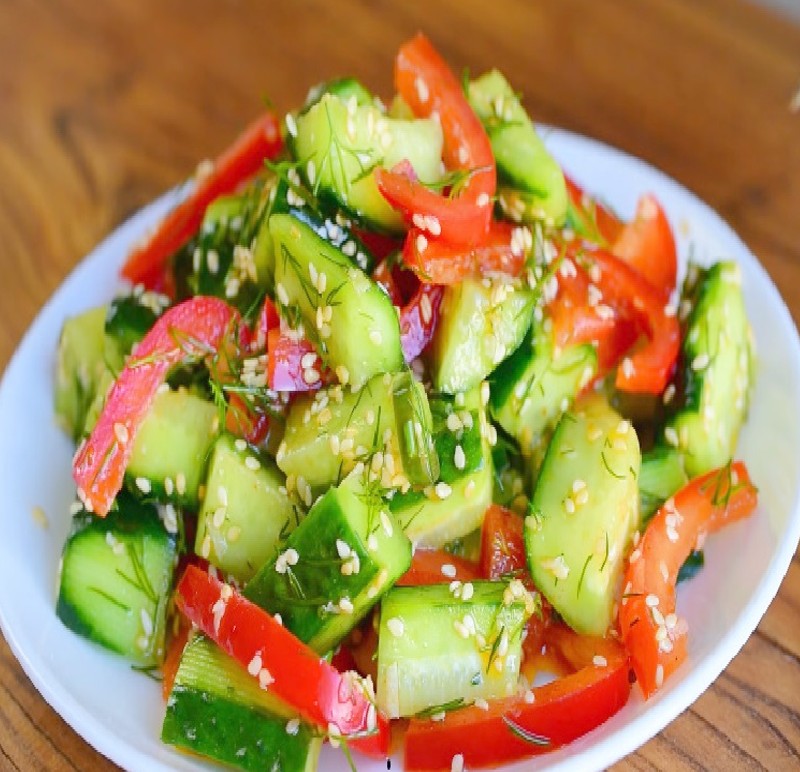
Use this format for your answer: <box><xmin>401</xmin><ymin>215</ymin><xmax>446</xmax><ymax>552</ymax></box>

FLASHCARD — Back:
<box><xmin>140</xmin><ymin>608</ymin><xmax>153</xmax><ymax>637</ymax></box>
<box><xmin>453</xmin><ymin>620</ymin><xmax>470</xmax><ymax>639</ymax></box>
<box><xmin>335</xmin><ymin>539</ymin><xmax>351</xmax><ymax>559</ymax></box>
<box><xmin>666</xmin><ymin>526</ymin><xmax>679</xmax><ymax>543</ymax></box>
<box><xmin>335</xmin><ymin>365</ymin><xmax>350</xmax><ymax>385</ymax></box>
<box><xmin>175</xmin><ymin>472</ymin><xmax>186</xmax><ymax>496</ymax></box>
<box><xmin>245</xmin><ymin>456</ymin><xmax>260</xmax><ymax>471</ymax></box>
<box><xmin>420</xmin><ymin>292</ymin><xmax>432</xmax><ymax>324</ymax></box>
<box><xmin>113</xmin><ymin>422</ymin><xmax>129</xmax><ymax>445</ymax></box>
<box><xmin>446</xmin><ymin>413</ymin><xmax>463</xmax><ymax>433</ymax></box>
<box><xmin>477</xmin><ymin>192</ymin><xmax>490</xmax><ymax>207</ymax></box>
<box><xmin>454</xmin><ymin>444</ymin><xmax>466</xmax><ymax>470</ymax></box>
<box><xmin>285</xmin><ymin>113</ymin><xmax>297</xmax><ymax>137</ymax></box>
<box><xmin>380</xmin><ymin>510</ymin><xmax>394</xmax><ymax>537</ymax></box>
<box><xmin>461</xmin><ymin>582</ymin><xmax>474</xmax><ymax>601</ymax></box>
<box><xmin>592</xmin><ymin>655</ymin><xmax>608</xmax><ymax>667</ymax></box>
<box><xmin>664</xmin><ymin>426</ymin><xmax>680</xmax><ymax>447</ymax></box>
<box><xmin>524</xmin><ymin>689</ymin><xmax>536</xmax><ymax>704</ymax></box>
<box><xmin>387</xmin><ymin>617</ymin><xmax>405</xmax><ymax>637</ymax></box>
<box><xmin>416</xmin><ymin>233</ymin><xmax>428</xmax><ymax>253</ymax></box>
<box><xmin>465</xmin><ymin>480</ymin><xmax>476</xmax><ymax>498</ymax></box>
<box><xmin>369</xmin><ymin>330</ymin><xmax>382</xmax><ymax>345</ymax></box>
<box><xmin>564</xmin><ymin>497</ymin><xmax>576</xmax><ymax>514</ymax></box>
<box><xmin>207</xmin><ymin>250</ymin><xmax>220</xmax><ymax>275</ymax></box>
<box><xmin>572</xmin><ymin>479</ymin><xmax>587</xmax><ymax>493</ymax></box>
<box><xmin>285</xmin><ymin>718</ymin><xmax>300</xmax><ymax>735</ymax></box>
<box><xmin>259</xmin><ymin>668</ymin><xmax>275</xmax><ymax>689</ymax></box>
<box><xmin>655</xmin><ymin>664</ymin><xmax>664</xmax><ymax>688</ymax></box>
<box><xmin>692</xmin><ymin>353</ymin><xmax>710</xmax><ymax>371</ymax></box>
<box><xmin>247</xmin><ymin>652</ymin><xmax>263</xmax><ymax>676</ymax></box>
<box><xmin>301</xmin><ymin>352</ymin><xmax>317</xmax><ymax>369</ymax></box>
<box><xmin>441</xmin><ymin>563</ymin><xmax>457</xmax><ymax>578</ymax></box>
<box><xmin>302</xmin><ymin>367</ymin><xmax>321</xmax><ymax>384</ymax></box>
<box><xmin>276</xmin><ymin>282</ymin><xmax>290</xmax><ymax>306</ymax></box>
<box><xmin>480</xmin><ymin>381</ymin><xmax>491</xmax><ymax>407</ymax></box>
<box><xmin>435</xmin><ymin>482</ymin><xmax>452</xmax><ymax>499</ymax></box>
<box><xmin>212</xmin><ymin>507</ymin><xmax>226</xmax><ymax>529</ymax></box>
<box><xmin>339</xmin><ymin>597</ymin><xmax>354</xmax><ymax>614</ymax></box>
<box><xmin>235</xmin><ymin>438</ymin><xmax>247</xmax><ymax>452</ymax></box>
<box><xmin>474</xmin><ymin>697</ymin><xmax>489</xmax><ymax>711</ymax></box>
<box><xmin>200</xmin><ymin>534</ymin><xmax>211</xmax><ymax>559</ymax></box>
<box><xmin>135</xmin><ymin>477</ymin><xmax>151</xmax><ymax>494</ymax></box>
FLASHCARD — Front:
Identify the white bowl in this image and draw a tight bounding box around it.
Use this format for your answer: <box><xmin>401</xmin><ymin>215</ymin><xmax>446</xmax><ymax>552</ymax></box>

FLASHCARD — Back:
<box><xmin>1</xmin><ymin>128</ymin><xmax>798</xmax><ymax>772</ymax></box>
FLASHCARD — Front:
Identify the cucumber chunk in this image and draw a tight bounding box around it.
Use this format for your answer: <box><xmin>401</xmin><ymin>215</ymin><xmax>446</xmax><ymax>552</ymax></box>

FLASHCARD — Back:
<box><xmin>195</xmin><ymin>434</ymin><xmax>300</xmax><ymax>582</ymax></box>
<box><xmin>376</xmin><ymin>581</ymin><xmax>534</xmax><ymax>718</ymax></box>
<box><xmin>104</xmin><ymin>291</ymin><xmax>168</xmax><ymax>358</ymax></box>
<box><xmin>270</xmin><ymin>212</ymin><xmax>403</xmax><ymax>389</ymax></box>
<box><xmin>277</xmin><ymin>371</ymin><xmax>438</xmax><ymax>493</ymax></box>
<box><xmin>302</xmin><ymin>77</ymin><xmax>374</xmax><ymax>113</ymax></box>
<box><xmin>55</xmin><ymin>306</ymin><xmax>111</xmax><ymax>442</ymax></box>
<box><xmin>126</xmin><ymin>388</ymin><xmax>220</xmax><ymax>508</ymax></box>
<box><xmin>244</xmin><ymin>469</ymin><xmax>412</xmax><ymax>654</ymax></box>
<box><xmin>56</xmin><ymin>491</ymin><xmax>177</xmax><ymax>664</ymax></box>
<box><xmin>293</xmin><ymin>93</ymin><xmax>443</xmax><ymax>232</ymax></box>
<box><xmin>664</xmin><ymin>261</ymin><xmax>753</xmax><ymax>477</ymax></box>
<box><xmin>468</xmin><ymin>70</ymin><xmax>567</xmax><ymax>227</ymax></box>
<box><xmin>526</xmin><ymin>395</ymin><xmax>640</xmax><ymax>636</ymax></box>
<box><xmin>429</xmin><ymin>278</ymin><xmax>535</xmax><ymax>394</ymax></box>
<box><xmin>490</xmin><ymin>322</ymin><xmax>597</xmax><ymax>457</ymax></box>
<box><xmin>390</xmin><ymin>388</ymin><xmax>493</xmax><ymax>548</ymax></box>
<box><xmin>162</xmin><ymin>634</ymin><xmax>320</xmax><ymax>772</ymax></box>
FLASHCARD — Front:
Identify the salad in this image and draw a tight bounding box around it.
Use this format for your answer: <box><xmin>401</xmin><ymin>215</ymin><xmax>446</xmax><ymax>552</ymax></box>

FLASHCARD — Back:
<box><xmin>53</xmin><ymin>33</ymin><xmax>758</xmax><ymax>772</ymax></box>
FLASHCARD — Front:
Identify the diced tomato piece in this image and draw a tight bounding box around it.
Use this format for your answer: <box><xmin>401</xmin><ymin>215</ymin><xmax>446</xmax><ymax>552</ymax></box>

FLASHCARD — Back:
<box><xmin>375</xmin><ymin>34</ymin><xmax>495</xmax><ymax>247</ymax></box>
<box><xmin>397</xmin><ymin>549</ymin><xmax>481</xmax><ymax>586</ymax></box>
<box><xmin>619</xmin><ymin>461</ymin><xmax>757</xmax><ymax>698</ymax></box>
<box><xmin>479</xmin><ymin>504</ymin><xmax>529</xmax><ymax>583</ymax></box>
<box><xmin>122</xmin><ymin>112</ymin><xmax>283</xmax><ymax>287</ymax></box>
<box><xmin>612</xmin><ymin>194</ymin><xmax>677</xmax><ymax>300</ymax></box>
<box><xmin>175</xmin><ymin>565</ymin><xmax>389</xmax><ymax>756</ymax></box>
<box><xmin>161</xmin><ymin>612</ymin><xmax>191</xmax><ymax>702</ymax></box>
<box><xmin>402</xmin><ymin>219</ymin><xmax>526</xmax><ymax>285</ymax></box>
<box><xmin>404</xmin><ymin>628</ymin><xmax>630</xmax><ymax>769</ymax></box>
<box><xmin>73</xmin><ymin>297</ymin><xmax>240</xmax><ymax>516</ymax></box>
<box><xmin>565</xmin><ymin>175</ymin><xmax>624</xmax><ymax>246</ymax></box>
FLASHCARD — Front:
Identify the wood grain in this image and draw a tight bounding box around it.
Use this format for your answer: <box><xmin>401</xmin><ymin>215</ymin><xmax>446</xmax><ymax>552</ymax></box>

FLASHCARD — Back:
<box><xmin>0</xmin><ymin>0</ymin><xmax>798</xmax><ymax>769</ymax></box>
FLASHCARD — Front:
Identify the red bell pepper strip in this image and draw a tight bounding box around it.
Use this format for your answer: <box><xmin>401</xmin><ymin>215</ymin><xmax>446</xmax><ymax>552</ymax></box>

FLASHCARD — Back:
<box><xmin>611</xmin><ymin>194</ymin><xmax>677</xmax><ymax>300</ymax></box>
<box><xmin>396</xmin><ymin>549</ymin><xmax>481</xmax><ymax>586</ymax></box>
<box><xmin>402</xmin><ymin>219</ymin><xmax>526</xmax><ymax>285</ymax></box>
<box><xmin>161</xmin><ymin>611</ymin><xmax>191</xmax><ymax>701</ymax></box>
<box><xmin>121</xmin><ymin>112</ymin><xmax>283</xmax><ymax>287</ymax></box>
<box><xmin>550</xmin><ymin>263</ymin><xmax>639</xmax><ymax>379</ymax></box>
<box><xmin>73</xmin><ymin>297</ymin><xmax>240</xmax><ymax>516</ymax></box>
<box><xmin>375</xmin><ymin>34</ymin><xmax>495</xmax><ymax>246</ymax></box>
<box><xmin>250</xmin><ymin>296</ymin><xmax>280</xmax><ymax>353</ymax></box>
<box><xmin>618</xmin><ymin>461</ymin><xmax>758</xmax><ymax>698</ymax></box>
<box><xmin>404</xmin><ymin>627</ymin><xmax>630</xmax><ymax>770</ymax></box>
<box><xmin>266</xmin><ymin>327</ymin><xmax>329</xmax><ymax>392</ymax></box>
<box><xmin>175</xmin><ymin>565</ymin><xmax>389</xmax><ymax>756</ymax></box>
<box><xmin>400</xmin><ymin>283</ymin><xmax>444</xmax><ymax>362</ymax></box>
<box><xmin>574</xmin><ymin>248</ymin><xmax>680</xmax><ymax>394</ymax></box>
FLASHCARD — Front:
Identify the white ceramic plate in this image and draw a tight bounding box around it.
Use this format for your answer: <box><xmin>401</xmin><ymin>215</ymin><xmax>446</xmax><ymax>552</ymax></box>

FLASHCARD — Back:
<box><xmin>1</xmin><ymin>129</ymin><xmax>799</xmax><ymax>772</ymax></box>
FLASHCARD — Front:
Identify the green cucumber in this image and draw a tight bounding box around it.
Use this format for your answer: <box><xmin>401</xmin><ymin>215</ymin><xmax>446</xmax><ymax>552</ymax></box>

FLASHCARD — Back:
<box><xmin>376</xmin><ymin>581</ymin><xmax>534</xmax><ymax>718</ymax></box>
<box><xmin>429</xmin><ymin>278</ymin><xmax>535</xmax><ymax>394</ymax></box>
<box><xmin>390</xmin><ymin>388</ymin><xmax>493</xmax><ymax>548</ymax></box>
<box><xmin>104</xmin><ymin>291</ymin><xmax>168</xmax><ymax>358</ymax></box>
<box><xmin>490</xmin><ymin>322</ymin><xmax>597</xmax><ymax>457</ymax></box>
<box><xmin>195</xmin><ymin>434</ymin><xmax>300</xmax><ymax>582</ymax></box>
<box><xmin>526</xmin><ymin>394</ymin><xmax>640</xmax><ymax>636</ymax></box>
<box><xmin>55</xmin><ymin>306</ymin><xmax>112</xmax><ymax>442</ymax></box>
<box><xmin>664</xmin><ymin>261</ymin><xmax>753</xmax><ymax>476</ymax></box>
<box><xmin>162</xmin><ymin>634</ymin><xmax>320</xmax><ymax>772</ymax></box>
<box><xmin>244</xmin><ymin>469</ymin><xmax>412</xmax><ymax>654</ymax></box>
<box><xmin>302</xmin><ymin>77</ymin><xmax>374</xmax><ymax>113</ymax></box>
<box><xmin>126</xmin><ymin>388</ymin><xmax>220</xmax><ymax>507</ymax></box>
<box><xmin>56</xmin><ymin>491</ymin><xmax>177</xmax><ymax>664</ymax></box>
<box><xmin>277</xmin><ymin>370</ymin><xmax>438</xmax><ymax>493</ymax></box>
<box><xmin>270</xmin><ymin>212</ymin><xmax>402</xmax><ymax>389</ymax></box>
<box><xmin>468</xmin><ymin>70</ymin><xmax>567</xmax><ymax>226</ymax></box>
<box><xmin>292</xmin><ymin>92</ymin><xmax>443</xmax><ymax>232</ymax></box>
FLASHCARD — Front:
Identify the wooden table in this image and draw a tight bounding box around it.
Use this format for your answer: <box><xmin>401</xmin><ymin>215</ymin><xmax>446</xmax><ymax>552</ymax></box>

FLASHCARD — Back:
<box><xmin>0</xmin><ymin>0</ymin><xmax>798</xmax><ymax>769</ymax></box>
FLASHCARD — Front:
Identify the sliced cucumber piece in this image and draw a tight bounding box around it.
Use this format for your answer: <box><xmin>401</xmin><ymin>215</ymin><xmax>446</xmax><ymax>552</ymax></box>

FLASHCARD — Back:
<box><xmin>126</xmin><ymin>388</ymin><xmax>220</xmax><ymax>507</ymax></box>
<box><xmin>376</xmin><ymin>581</ymin><xmax>533</xmax><ymax>718</ymax></box>
<box><xmin>468</xmin><ymin>70</ymin><xmax>567</xmax><ymax>227</ymax></box>
<box><xmin>664</xmin><ymin>261</ymin><xmax>753</xmax><ymax>476</ymax></box>
<box><xmin>390</xmin><ymin>388</ymin><xmax>493</xmax><ymax>548</ymax></box>
<box><xmin>270</xmin><ymin>212</ymin><xmax>402</xmax><ymax>389</ymax></box>
<box><xmin>163</xmin><ymin>634</ymin><xmax>320</xmax><ymax>772</ymax></box>
<box><xmin>244</xmin><ymin>469</ymin><xmax>412</xmax><ymax>654</ymax></box>
<box><xmin>277</xmin><ymin>371</ymin><xmax>438</xmax><ymax>493</ymax></box>
<box><xmin>490</xmin><ymin>322</ymin><xmax>597</xmax><ymax>457</ymax></box>
<box><xmin>195</xmin><ymin>434</ymin><xmax>300</xmax><ymax>582</ymax></box>
<box><xmin>639</xmin><ymin>446</ymin><xmax>688</xmax><ymax>524</ymax></box>
<box><xmin>56</xmin><ymin>491</ymin><xmax>177</xmax><ymax>664</ymax></box>
<box><xmin>429</xmin><ymin>278</ymin><xmax>535</xmax><ymax>394</ymax></box>
<box><xmin>526</xmin><ymin>394</ymin><xmax>640</xmax><ymax>636</ymax></box>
